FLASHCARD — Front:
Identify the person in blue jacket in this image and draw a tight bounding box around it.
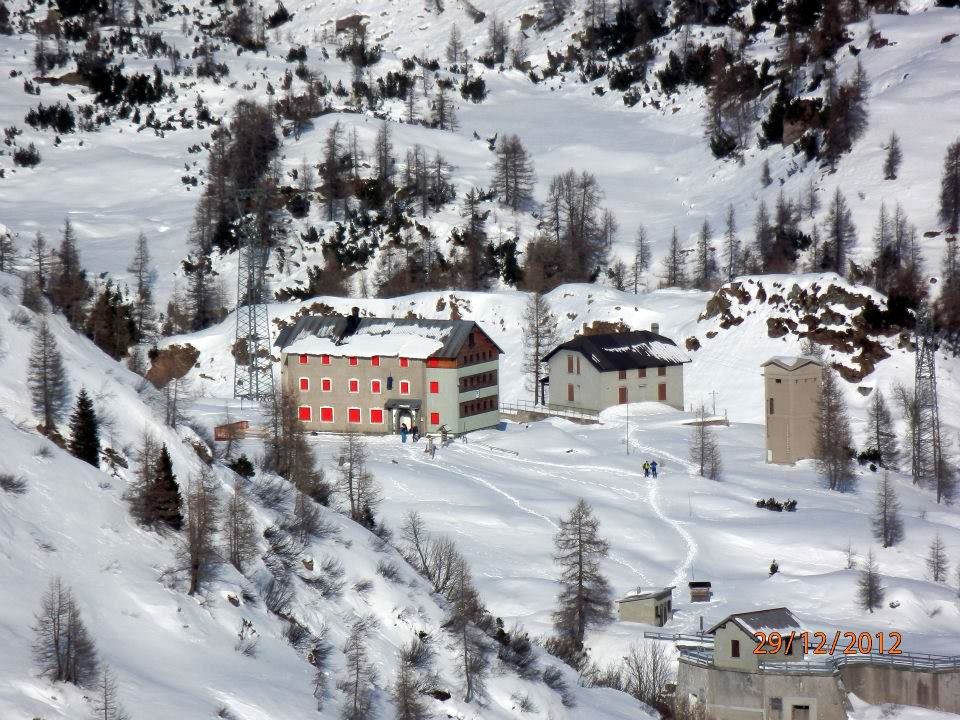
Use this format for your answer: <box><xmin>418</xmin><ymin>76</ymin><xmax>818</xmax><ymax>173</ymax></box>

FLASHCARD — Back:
<box><xmin>400</xmin><ymin>425</ymin><xmax>408</xmax><ymax>443</ymax></box>
<box><xmin>651</xmin><ymin>460</ymin><xmax>658</xmax><ymax>478</ymax></box>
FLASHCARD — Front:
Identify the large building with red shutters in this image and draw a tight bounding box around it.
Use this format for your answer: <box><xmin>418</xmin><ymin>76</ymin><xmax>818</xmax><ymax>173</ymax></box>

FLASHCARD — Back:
<box><xmin>274</xmin><ymin>309</ymin><xmax>503</xmax><ymax>435</ymax></box>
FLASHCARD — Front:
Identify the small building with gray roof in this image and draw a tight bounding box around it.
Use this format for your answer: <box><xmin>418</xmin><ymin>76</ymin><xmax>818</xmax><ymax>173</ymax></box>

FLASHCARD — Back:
<box><xmin>762</xmin><ymin>356</ymin><xmax>824</xmax><ymax>464</ymax></box>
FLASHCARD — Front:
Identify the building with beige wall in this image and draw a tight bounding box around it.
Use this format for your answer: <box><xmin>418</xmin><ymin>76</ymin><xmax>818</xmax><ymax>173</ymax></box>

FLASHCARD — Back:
<box><xmin>616</xmin><ymin>586</ymin><xmax>674</xmax><ymax>626</ymax></box>
<box><xmin>275</xmin><ymin>310</ymin><xmax>502</xmax><ymax>435</ymax></box>
<box><xmin>542</xmin><ymin>326</ymin><xmax>690</xmax><ymax>413</ymax></box>
<box><xmin>762</xmin><ymin>357</ymin><xmax>824</xmax><ymax>464</ymax></box>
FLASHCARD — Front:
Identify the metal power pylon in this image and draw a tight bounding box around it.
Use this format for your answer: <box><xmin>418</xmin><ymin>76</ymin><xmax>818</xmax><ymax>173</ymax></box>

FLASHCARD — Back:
<box><xmin>233</xmin><ymin>208</ymin><xmax>275</xmax><ymax>403</ymax></box>
<box><xmin>913</xmin><ymin>304</ymin><xmax>943</xmax><ymax>498</ymax></box>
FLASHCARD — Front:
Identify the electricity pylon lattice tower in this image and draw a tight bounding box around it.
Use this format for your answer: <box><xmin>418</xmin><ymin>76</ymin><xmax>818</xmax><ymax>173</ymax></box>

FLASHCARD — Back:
<box><xmin>233</xmin><ymin>212</ymin><xmax>275</xmax><ymax>403</ymax></box>
<box><xmin>913</xmin><ymin>304</ymin><xmax>942</xmax><ymax>497</ymax></box>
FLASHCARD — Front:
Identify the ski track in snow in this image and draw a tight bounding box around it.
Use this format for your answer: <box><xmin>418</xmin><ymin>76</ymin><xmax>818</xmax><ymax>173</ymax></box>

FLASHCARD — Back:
<box><xmin>408</xmin><ymin>443</ymin><xmax>652</xmax><ymax>584</ymax></box>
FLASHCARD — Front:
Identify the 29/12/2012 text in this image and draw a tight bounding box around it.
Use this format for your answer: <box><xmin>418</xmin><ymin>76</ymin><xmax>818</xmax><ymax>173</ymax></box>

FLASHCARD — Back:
<box><xmin>752</xmin><ymin>631</ymin><xmax>902</xmax><ymax>656</ymax></box>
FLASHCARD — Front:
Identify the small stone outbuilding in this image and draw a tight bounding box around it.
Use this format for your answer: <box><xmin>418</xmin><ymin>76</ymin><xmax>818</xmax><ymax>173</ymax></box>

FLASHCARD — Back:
<box><xmin>762</xmin><ymin>356</ymin><xmax>823</xmax><ymax>464</ymax></box>
<box><xmin>616</xmin><ymin>586</ymin><xmax>674</xmax><ymax>626</ymax></box>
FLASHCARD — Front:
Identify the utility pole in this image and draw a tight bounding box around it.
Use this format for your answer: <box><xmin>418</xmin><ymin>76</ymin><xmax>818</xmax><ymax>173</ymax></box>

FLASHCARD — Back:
<box><xmin>709</xmin><ymin>390</ymin><xmax>718</xmax><ymax>416</ymax></box>
<box><xmin>914</xmin><ymin>304</ymin><xmax>944</xmax><ymax>500</ymax></box>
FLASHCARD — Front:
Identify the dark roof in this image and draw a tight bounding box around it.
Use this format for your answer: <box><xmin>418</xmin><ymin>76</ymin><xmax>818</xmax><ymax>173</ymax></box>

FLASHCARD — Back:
<box><xmin>761</xmin><ymin>356</ymin><xmax>824</xmax><ymax>371</ymax></box>
<box><xmin>542</xmin><ymin>330</ymin><xmax>691</xmax><ymax>371</ymax></box>
<box><xmin>707</xmin><ymin>607</ymin><xmax>800</xmax><ymax>636</ymax></box>
<box><xmin>274</xmin><ymin>314</ymin><xmax>503</xmax><ymax>358</ymax></box>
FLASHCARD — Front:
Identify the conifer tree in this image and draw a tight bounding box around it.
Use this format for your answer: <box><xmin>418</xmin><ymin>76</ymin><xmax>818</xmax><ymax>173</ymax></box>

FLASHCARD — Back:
<box><xmin>492</xmin><ymin>134</ymin><xmax>535</xmax><ymax>211</ymax></box>
<box><xmin>760</xmin><ymin>158</ymin><xmax>772</xmax><ymax>187</ymax></box>
<box><xmin>92</xmin><ymin>666</ymin><xmax>130</xmax><ymax>720</ymax></box>
<box><xmin>521</xmin><ymin>292</ymin><xmax>560</xmax><ymax>405</ymax></box>
<box><xmin>815</xmin><ymin>367</ymin><xmax>856</xmax><ymax>491</ymax></box>
<box><xmin>67</xmin><ymin>388</ymin><xmax>100</xmax><ymax>467</ymax></box>
<box><xmin>883</xmin><ymin>131</ymin><xmax>902</xmax><ymax>180</ymax></box>
<box><xmin>30</xmin><ymin>231</ymin><xmax>51</xmax><ymax>295</ymax></box>
<box><xmin>872</xmin><ymin>473</ymin><xmax>904</xmax><ymax>548</ymax></box>
<box><xmin>225</xmin><ymin>478</ymin><xmax>258</xmax><ymax>573</ymax></box>
<box><xmin>180</xmin><ymin>469</ymin><xmax>220</xmax><ymax>594</ymax></box>
<box><xmin>28</xmin><ymin>318</ymin><xmax>70</xmax><ymax>431</ymax></box>
<box><xmin>127</xmin><ymin>232</ymin><xmax>156</xmax><ymax>340</ymax></box>
<box><xmin>33</xmin><ymin>577</ymin><xmax>99</xmax><ymax>686</ymax></box>
<box><xmin>689</xmin><ymin>406</ymin><xmax>722</xmax><ymax>480</ymax></box>
<box><xmin>148</xmin><ymin>445</ymin><xmax>183</xmax><ymax>530</ymax></box>
<box><xmin>857</xmin><ymin>548</ymin><xmax>884</xmax><ymax>613</ymax></box>
<box><xmin>445</xmin><ymin>24</ymin><xmax>465</xmax><ymax>65</ymax></box>
<box><xmin>445</xmin><ymin>558</ymin><xmax>489</xmax><ymax>703</ymax></box>
<box><xmin>752</xmin><ymin>201</ymin><xmax>773</xmax><ymax>272</ymax></box>
<box><xmin>723</xmin><ymin>205</ymin><xmax>739</xmax><ymax>282</ymax></box>
<box><xmin>49</xmin><ymin>218</ymin><xmax>92</xmax><ymax>327</ymax></box>
<box><xmin>823</xmin><ymin>189</ymin><xmax>856</xmax><ymax>275</ymax></box>
<box><xmin>337</xmin><ymin>619</ymin><xmax>376</xmax><ymax>720</ymax></box>
<box><xmin>865</xmin><ymin>389</ymin><xmax>899</xmax><ymax>469</ymax></box>
<box><xmin>927</xmin><ymin>534</ymin><xmax>949</xmax><ymax>583</ymax></box>
<box><xmin>693</xmin><ymin>219</ymin><xmax>716</xmax><ymax>290</ymax></box>
<box><xmin>631</xmin><ymin>225</ymin><xmax>652</xmax><ymax>293</ymax></box>
<box><xmin>552</xmin><ymin>499</ymin><xmax>613</xmax><ymax>654</ymax></box>
<box><xmin>940</xmin><ymin>138</ymin><xmax>960</xmax><ymax>232</ymax></box>
<box><xmin>660</xmin><ymin>228</ymin><xmax>687</xmax><ymax>288</ymax></box>
<box><xmin>0</xmin><ymin>226</ymin><xmax>15</xmax><ymax>272</ymax></box>
<box><xmin>431</xmin><ymin>84</ymin><xmax>458</xmax><ymax>131</ymax></box>
<box><xmin>373</xmin><ymin>120</ymin><xmax>395</xmax><ymax>194</ymax></box>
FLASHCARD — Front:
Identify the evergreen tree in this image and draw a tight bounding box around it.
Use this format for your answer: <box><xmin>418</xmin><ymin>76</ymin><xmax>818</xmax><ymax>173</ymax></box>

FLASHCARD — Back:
<box><xmin>804</xmin><ymin>179</ymin><xmax>820</xmax><ymax>219</ymax></box>
<box><xmin>857</xmin><ymin>548</ymin><xmax>884</xmax><ymax>613</ymax></box>
<box><xmin>723</xmin><ymin>205</ymin><xmax>740</xmax><ymax>282</ymax></box>
<box><xmin>815</xmin><ymin>366</ymin><xmax>856</xmax><ymax>491</ymax></box>
<box><xmin>660</xmin><ymin>227</ymin><xmax>687</xmax><ymax>288</ymax></box>
<box><xmin>322</xmin><ymin>121</ymin><xmax>346</xmax><ymax>221</ymax></box>
<box><xmin>0</xmin><ymin>226</ymin><xmax>15</xmax><ymax>272</ymax></box>
<box><xmin>372</xmin><ymin>120</ymin><xmax>395</xmax><ymax>194</ymax></box>
<box><xmin>939</xmin><ymin>138</ymin><xmax>960</xmax><ymax>232</ymax></box>
<box><xmin>30</xmin><ymin>231</ymin><xmax>51</xmax><ymax>295</ymax></box>
<box><xmin>883</xmin><ymin>132</ymin><xmax>902</xmax><ymax>180</ymax></box>
<box><xmin>431</xmin><ymin>84</ymin><xmax>458</xmax><ymax>131</ymax></box>
<box><xmin>823</xmin><ymin>189</ymin><xmax>856</xmax><ymax>274</ymax></box>
<box><xmin>692</xmin><ymin>219</ymin><xmax>717</xmax><ymax>290</ymax></box>
<box><xmin>760</xmin><ymin>158</ymin><xmax>772</xmax><ymax>187</ymax></box>
<box><xmin>521</xmin><ymin>292</ymin><xmax>560</xmax><ymax>405</ymax></box>
<box><xmin>445</xmin><ymin>24</ymin><xmax>465</xmax><ymax>65</ymax></box>
<box><xmin>927</xmin><ymin>533</ymin><xmax>949</xmax><ymax>583</ymax></box>
<box><xmin>85</xmin><ymin>281</ymin><xmax>137</xmax><ymax>360</ymax></box>
<box><xmin>127</xmin><ymin>232</ymin><xmax>156</xmax><ymax>340</ymax></box>
<box><xmin>28</xmin><ymin>318</ymin><xmax>70</xmax><ymax>431</ymax></box>
<box><xmin>552</xmin><ymin>499</ymin><xmax>613</xmax><ymax>654</ymax></box>
<box><xmin>631</xmin><ymin>225</ymin><xmax>652</xmax><ymax>293</ymax></box>
<box><xmin>752</xmin><ymin>201</ymin><xmax>773</xmax><ymax>272</ymax></box>
<box><xmin>872</xmin><ymin>473</ymin><xmax>904</xmax><ymax>548</ymax></box>
<box><xmin>147</xmin><ymin>445</ymin><xmax>183</xmax><ymax>530</ymax></box>
<box><xmin>67</xmin><ymin>388</ymin><xmax>100</xmax><ymax>467</ymax></box>
<box><xmin>865</xmin><ymin>389</ymin><xmax>899</xmax><ymax>469</ymax></box>
<box><xmin>49</xmin><ymin>218</ymin><xmax>92</xmax><ymax>327</ymax></box>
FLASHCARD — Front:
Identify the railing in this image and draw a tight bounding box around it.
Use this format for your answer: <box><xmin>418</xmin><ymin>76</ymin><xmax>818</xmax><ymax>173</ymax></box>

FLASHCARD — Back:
<box><xmin>499</xmin><ymin>398</ymin><xmax>600</xmax><ymax>422</ymax></box>
<box><xmin>645</xmin><ymin>632</ymin><xmax>715</xmax><ymax>645</ymax></box>
<box><xmin>675</xmin><ymin>647</ymin><xmax>960</xmax><ymax>675</ymax></box>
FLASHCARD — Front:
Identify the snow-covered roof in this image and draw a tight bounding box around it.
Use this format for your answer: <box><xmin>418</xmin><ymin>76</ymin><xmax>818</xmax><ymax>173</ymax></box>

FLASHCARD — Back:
<box><xmin>708</xmin><ymin>607</ymin><xmax>801</xmax><ymax>636</ymax></box>
<box><xmin>275</xmin><ymin>313</ymin><xmax>503</xmax><ymax>359</ymax></box>
<box><xmin>618</xmin><ymin>586</ymin><xmax>675</xmax><ymax>603</ymax></box>
<box><xmin>543</xmin><ymin>330</ymin><xmax>691</xmax><ymax>371</ymax></box>
<box><xmin>761</xmin><ymin>356</ymin><xmax>824</xmax><ymax>372</ymax></box>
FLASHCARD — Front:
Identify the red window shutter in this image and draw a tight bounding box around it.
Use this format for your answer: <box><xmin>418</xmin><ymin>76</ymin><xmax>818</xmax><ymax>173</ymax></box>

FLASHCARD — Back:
<box><xmin>348</xmin><ymin>408</ymin><xmax>361</xmax><ymax>424</ymax></box>
<box><xmin>567</xmin><ymin>384</ymin><xmax>574</xmax><ymax>402</ymax></box>
<box><xmin>298</xmin><ymin>354</ymin><xmax>308</xmax><ymax>365</ymax></box>
<box><xmin>371</xmin><ymin>356</ymin><xmax>380</xmax><ymax>367</ymax></box>
<box><xmin>371</xmin><ymin>380</ymin><xmax>381</xmax><ymax>393</ymax></box>
<box><xmin>321</xmin><ymin>354</ymin><xmax>330</xmax><ymax>365</ymax></box>
<box><xmin>299</xmin><ymin>377</ymin><xmax>309</xmax><ymax>391</ymax></box>
<box><xmin>349</xmin><ymin>357</ymin><xmax>358</xmax><ymax>366</ymax></box>
<box><xmin>349</xmin><ymin>379</ymin><xmax>359</xmax><ymax>393</ymax></box>
<box><xmin>400</xmin><ymin>381</ymin><xmax>410</xmax><ymax>395</ymax></box>
<box><xmin>400</xmin><ymin>357</ymin><xmax>409</xmax><ymax>368</ymax></box>
<box><xmin>430</xmin><ymin>411</ymin><xmax>440</xmax><ymax>425</ymax></box>
<box><xmin>427</xmin><ymin>358</ymin><xmax>439</xmax><ymax>368</ymax></box>
<box><xmin>429</xmin><ymin>380</ymin><xmax>439</xmax><ymax>394</ymax></box>
<box><xmin>298</xmin><ymin>406</ymin><xmax>312</xmax><ymax>421</ymax></box>
<box><xmin>321</xmin><ymin>378</ymin><xmax>331</xmax><ymax>392</ymax></box>
<box><xmin>567</xmin><ymin>355</ymin><xmax>573</xmax><ymax>373</ymax></box>
<box><xmin>370</xmin><ymin>408</ymin><xmax>384</xmax><ymax>424</ymax></box>
<box><xmin>320</xmin><ymin>407</ymin><xmax>333</xmax><ymax>423</ymax></box>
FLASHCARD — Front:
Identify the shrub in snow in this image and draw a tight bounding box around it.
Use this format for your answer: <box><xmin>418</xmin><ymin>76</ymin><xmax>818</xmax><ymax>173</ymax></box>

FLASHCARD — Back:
<box><xmin>13</xmin><ymin>142</ymin><xmax>41</xmax><ymax>167</ymax></box>
<box><xmin>376</xmin><ymin>559</ymin><xmax>402</xmax><ymax>583</ymax></box>
<box><xmin>0</xmin><ymin>473</ymin><xmax>27</xmax><ymax>494</ymax></box>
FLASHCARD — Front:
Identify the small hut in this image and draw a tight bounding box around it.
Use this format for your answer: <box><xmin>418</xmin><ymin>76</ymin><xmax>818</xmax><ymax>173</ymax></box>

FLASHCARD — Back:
<box><xmin>616</xmin><ymin>587</ymin><xmax>674</xmax><ymax>626</ymax></box>
<box><xmin>688</xmin><ymin>580</ymin><xmax>712</xmax><ymax>603</ymax></box>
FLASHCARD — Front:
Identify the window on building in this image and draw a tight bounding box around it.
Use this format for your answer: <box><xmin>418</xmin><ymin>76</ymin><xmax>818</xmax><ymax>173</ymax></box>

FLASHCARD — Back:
<box><xmin>320</xmin><ymin>406</ymin><xmax>334</xmax><ymax>423</ymax></box>
<box><xmin>400</xmin><ymin>380</ymin><xmax>410</xmax><ymax>395</ymax></box>
<box><xmin>618</xmin><ymin>369</ymin><xmax>626</xmax><ymax>380</ymax></box>
<box><xmin>639</xmin><ymin>368</ymin><xmax>646</xmax><ymax>378</ymax></box>
<box><xmin>370</xmin><ymin>408</ymin><xmax>384</xmax><ymax>424</ymax></box>
<box><xmin>427</xmin><ymin>358</ymin><xmax>439</xmax><ymax>368</ymax></box>
<box><xmin>576</xmin><ymin>357</ymin><xmax>581</xmax><ymax>374</ymax></box>
<box><xmin>371</xmin><ymin>380</ymin><xmax>382</xmax><ymax>394</ymax></box>
<box><xmin>321</xmin><ymin>355</ymin><xmax>330</xmax><ymax>365</ymax></box>
<box><xmin>348</xmin><ymin>407</ymin><xmax>361</xmax><ymax>424</ymax></box>
<box><xmin>731</xmin><ymin>640</ymin><xmax>740</xmax><ymax>658</ymax></box>
<box><xmin>348</xmin><ymin>379</ymin><xmax>359</xmax><ymax>393</ymax></box>
<box><xmin>567</xmin><ymin>383</ymin><xmax>575</xmax><ymax>402</ymax></box>
<box><xmin>429</xmin><ymin>381</ymin><xmax>439</xmax><ymax>394</ymax></box>
<box><xmin>298</xmin><ymin>405</ymin><xmax>312</xmax><ymax>421</ymax></box>
<box><xmin>298</xmin><ymin>354</ymin><xmax>308</xmax><ymax>365</ymax></box>
<box><xmin>468</xmin><ymin>333</ymin><xmax>476</xmax><ymax>348</ymax></box>
<box><xmin>348</xmin><ymin>357</ymin><xmax>358</xmax><ymax>366</ymax></box>
<box><xmin>567</xmin><ymin>355</ymin><xmax>574</xmax><ymax>373</ymax></box>
<box><xmin>775</xmin><ymin>378</ymin><xmax>782</xmax><ymax>384</ymax></box>
<box><xmin>769</xmin><ymin>398</ymin><xmax>774</xmax><ymax>415</ymax></box>
<box><xmin>321</xmin><ymin>377</ymin><xmax>331</xmax><ymax>392</ymax></box>
<box><xmin>299</xmin><ymin>377</ymin><xmax>309</xmax><ymax>391</ymax></box>
<box><xmin>400</xmin><ymin>357</ymin><xmax>409</xmax><ymax>368</ymax></box>
<box><xmin>658</xmin><ymin>366</ymin><xmax>667</xmax><ymax>377</ymax></box>
<box><xmin>371</xmin><ymin>356</ymin><xmax>380</xmax><ymax>367</ymax></box>
<box><xmin>430</xmin><ymin>411</ymin><xmax>440</xmax><ymax>425</ymax></box>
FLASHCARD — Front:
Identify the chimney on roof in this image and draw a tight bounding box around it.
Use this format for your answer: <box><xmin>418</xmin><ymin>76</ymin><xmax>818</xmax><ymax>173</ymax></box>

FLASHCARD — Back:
<box><xmin>338</xmin><ymin>306</ymin><xmax>361</xmax><ymax>342</ymax></box>
<box><xmin>651</xmin><ymin>322</ymin><xmax>660</xmax><ymax>335</ymax></box>
<box><xmin>351</xmin><ymin>306</ymin><xmax>360</xmax><ymax>319</ymax></box>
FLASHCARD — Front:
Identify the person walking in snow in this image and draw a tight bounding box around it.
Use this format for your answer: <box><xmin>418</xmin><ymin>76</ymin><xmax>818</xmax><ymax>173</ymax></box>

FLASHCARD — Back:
<box><xmin>643</xmin><ymin>461</ymin><xmax>651</xmax><ymax>478</ymax></box>
<box><xmin>651</xmin><ymin>460</ymin><xmax>658</xmax><ymax>478</ymax></box>
<box><xmin>400</xmin><ymin>425</ymin><xmax>408</xmax><ymax>443</ymax></box>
